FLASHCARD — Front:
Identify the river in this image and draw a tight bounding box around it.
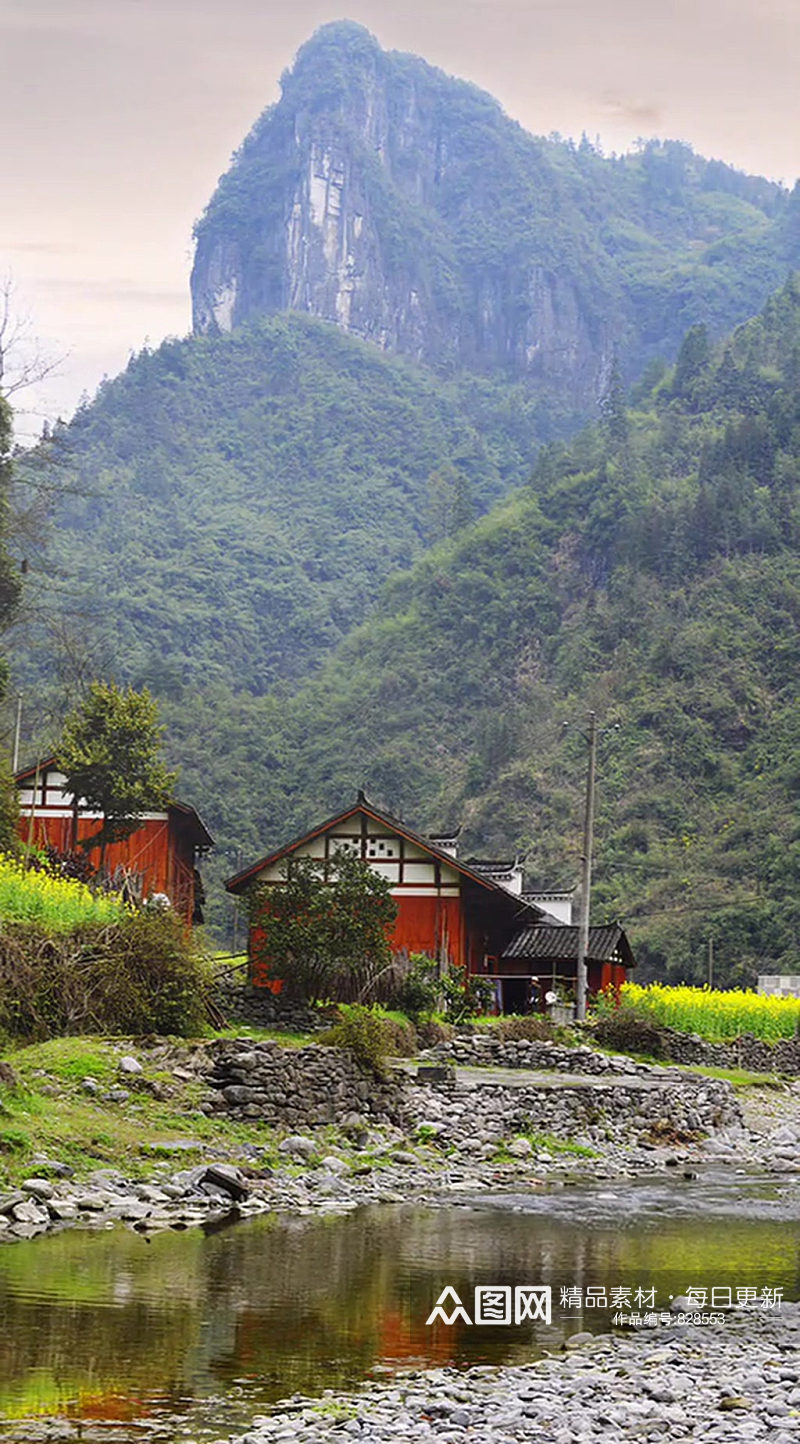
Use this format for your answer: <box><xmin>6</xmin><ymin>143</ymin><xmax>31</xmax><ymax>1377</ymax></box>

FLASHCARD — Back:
<box><xmin>0</xmin><ymin>1168</ymin><xmax>798</xmax><ymax>1441</ymax></box>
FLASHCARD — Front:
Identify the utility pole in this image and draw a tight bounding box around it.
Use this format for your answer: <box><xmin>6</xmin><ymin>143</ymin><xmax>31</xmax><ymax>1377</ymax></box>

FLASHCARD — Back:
<box><xmin>707</xmin><ymin>937</ymin><xmax>714</xmax><ymax>989</ymax></box>
<box><xmin>11</xmin><ymin>692</ymin><xmax>21</xmax><ymax>775</ymax></box>
<box><xmin>231</xmin><ymin>848</ymin><xmax>243</xmax><ymax>955</ymax></box>
<box><xmin>575</xmin><ymin>711</ymin><xmax>597</xmax><ymax>1022</ymax></box>
<box><xmin>25</xmin><ymin>756</ymin><xmax>41</xmax><ymax>867</ymax></box>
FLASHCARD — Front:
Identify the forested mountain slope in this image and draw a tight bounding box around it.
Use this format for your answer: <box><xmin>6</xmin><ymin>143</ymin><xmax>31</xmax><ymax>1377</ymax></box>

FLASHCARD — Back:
<box><xmin>204</xmin><ymin>278</ymin><xmax>800</xmax><ymax>983</ymax></box>
<box><xmin>192</xmin><ymin>21</ymin><xmax>800</xmax><ymax>406</ymax></box>
<box><xmin>14</xmin><ymin>314</ymin><xmax>545</xmax><ymax>703</ymax></box>
<box><xmin>10</xmin><ymin>18</ymin><xmax>800</xmax><ymax>980</ymax></box>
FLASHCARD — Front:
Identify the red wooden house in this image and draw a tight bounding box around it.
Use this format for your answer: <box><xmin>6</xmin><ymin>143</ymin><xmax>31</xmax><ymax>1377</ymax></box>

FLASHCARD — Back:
<box><xmin>226</xmin><ymin>793</ymin><xmax>547</xmax><ymax>985</ymax></box>
<box><xmin>226</xmin><ymin>793</ymin><xmax>636</xmax><ymax>1010</ymax></box>
<box><xmin>15</xmin><ymin>757</ymin><xmax>214</xmax><ymax>927</ymax></box>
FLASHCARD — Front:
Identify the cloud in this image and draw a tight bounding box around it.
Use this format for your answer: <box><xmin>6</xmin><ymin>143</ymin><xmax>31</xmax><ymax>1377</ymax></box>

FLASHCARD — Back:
<box><xmin>7</xmin><ymin>242</ymin><xmax>81</xmax><ymax>257</ymax></box>
<box><xmin>35</xmin><ymin>278</ymin><xmax>187</xmax><ymax>306</ymax></box>
<box><xmin>600</xmin><ymin>94</ymin><xmax>664</xmax><ymax>129</ymax></box>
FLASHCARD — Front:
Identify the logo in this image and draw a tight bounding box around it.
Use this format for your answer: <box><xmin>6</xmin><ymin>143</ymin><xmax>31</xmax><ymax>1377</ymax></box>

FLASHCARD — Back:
<box><xmin>426</xmin><ymin>1285</ymin><xmax>551</xmax><ymax>1326</ymax></box>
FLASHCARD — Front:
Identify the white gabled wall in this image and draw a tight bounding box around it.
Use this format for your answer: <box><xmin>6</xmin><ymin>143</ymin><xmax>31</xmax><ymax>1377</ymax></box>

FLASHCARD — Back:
<box><xmin>250</xmin><ymin>810</ymin><xmax>461</xmax><ymax>893</ymax></box>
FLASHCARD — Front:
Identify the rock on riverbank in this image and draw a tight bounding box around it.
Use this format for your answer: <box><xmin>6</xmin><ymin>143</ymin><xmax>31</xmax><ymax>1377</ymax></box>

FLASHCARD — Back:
<box><xmin>223</xmin><ymin>1303</ymin><xmax>800</xmax><ymax>1444</ymax></box>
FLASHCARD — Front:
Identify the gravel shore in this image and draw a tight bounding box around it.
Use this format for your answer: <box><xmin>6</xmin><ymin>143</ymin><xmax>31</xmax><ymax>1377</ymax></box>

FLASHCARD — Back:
<box><xmin>224</xmin><ymin>1303</ymin><xmax>800</xmax><ymax>1444</ymax></box>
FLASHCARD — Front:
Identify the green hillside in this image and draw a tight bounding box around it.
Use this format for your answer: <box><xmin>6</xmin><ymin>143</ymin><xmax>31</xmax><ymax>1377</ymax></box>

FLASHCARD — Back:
<box><xmin>196</xmin><ymin>278</ymin><xmax>800</xmax><ymax>983</ymax></box>
<box><xmin>12</xmin><ymin>314</ymin><xmax>549</xmax><ymax>706</ymax></box>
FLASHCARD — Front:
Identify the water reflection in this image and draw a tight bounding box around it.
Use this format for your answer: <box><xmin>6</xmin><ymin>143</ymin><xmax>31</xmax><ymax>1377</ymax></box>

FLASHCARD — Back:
<box><xmin>0</xmin><ymin>1174</ymin><xmax>797</xmax><ymax>1435</ymax></box>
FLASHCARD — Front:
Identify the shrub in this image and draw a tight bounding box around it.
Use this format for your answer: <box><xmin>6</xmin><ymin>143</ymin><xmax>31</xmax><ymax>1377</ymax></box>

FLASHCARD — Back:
<box><xmin>377</xmin><ymin>1014</ymin><xmax>418</xmax><ymax>1056</ymax></box>
<box><xmin>395</xmin><ymin>953</ymin><xmax>493</xmax><ymax>1023</ymax></box>
<box><xmin>248</xmin><ymin>854</ymin><xmax>396</xmax><ymax>1003</ymax></box>
<box><xmin>319</xmin><ymin>1003</ymin><xmax>410</xmax><ymax>1074</ymax></box>
<box><xmin>458</xmin><ymin>974</ymin><xmax>496</xmax><ymax>1020</ymax></box>
<box><xmin>495</xmin><ymin>1016</ymin><xmax>560</xmax><ymax>1043</ymax></box>
<box><xmin>0</xmin><ymin>910</ymin><xmax>208</xmax><ymax>1039</ymax></box>
<box><xmin>591</xmin><ymin>1006</ymin><xmax>670</xmax><ymax>1059</ymax></box>
<box><xmin>395</xmin><ymin>954</ymin><xmax>441</xmax><ymax>1020</ymax></box>
<box><xmin>31</xmin><ymin>846</ymin><xmax>96</xmax><ymax>885</ymax></box>
<box><xmin>415</xmin><ymin>1019</ymin><xmax>454</xmax><ymax>1048</ymax></box>
<box><xmin>95</xmin><ymin>910</ymin><xmax>209</xmax><ymax>1036</ymax></box>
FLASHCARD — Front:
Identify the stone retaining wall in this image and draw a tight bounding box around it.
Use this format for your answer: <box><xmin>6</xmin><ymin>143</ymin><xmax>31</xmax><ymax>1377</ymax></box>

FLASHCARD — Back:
<box><xmin>637</xmin><ymin>1029</ymin><xmax>800</xmax><ymax>1073</ymax></box>
<box><xmin>424</xmin><ymin>1036</ymin><xmax>657</xmax><ymax>1075</ymax></box>
<box><xmin>429</xmin><ymin>1029</ymin><xmax>800</xmax><ymax>1075</ymax></box>
<box><xmin>212</xmin><ymin>979</ymin><xmax>329</xmax><ymax>1034</ymax></box>
<box><xmin>204</xmin><ymin>1038</ymin><xmax>742</xmax><ymax>1146</ymax></box>
<box><xmin>203</xmin><ymin>1038</ymin><xmax>403</xmax><ymax>1127</ymax></box>
<box><xmin>408</xmin><ymin>1074</ymin><xmax>742</xmax><ymax>1150</ymax></box>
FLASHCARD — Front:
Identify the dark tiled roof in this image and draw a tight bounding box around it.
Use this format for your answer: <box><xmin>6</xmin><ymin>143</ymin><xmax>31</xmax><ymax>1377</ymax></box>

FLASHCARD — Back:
<box><xmin>503</xmin><ymin>923</ymin><xmax>635</xmax><ymax>968</ymax></box>
<box><xmin>167</xmin><ymin>801</ymin><xmax>215</xmax><ymax>851</ymax></box>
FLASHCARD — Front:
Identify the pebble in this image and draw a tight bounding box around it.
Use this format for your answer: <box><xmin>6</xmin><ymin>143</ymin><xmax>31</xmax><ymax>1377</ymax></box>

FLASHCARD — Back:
<box><xmin>10</xmin><ymin>1198</ymin><xmax>48</xmax><ymax>1225</ymax></box>
<box><xmin>319</xmin><ymin>1156</ymin><xmax>348</xmax><ymax>1175</ymax></box>
<box><xmin>216</xmin><ymin>1307</ymin><xmax>800</xmax><ymax>1444</ymax></box>
<box><xmin>279</xmin><ymin>1135</ymin><xmax>317</xmax><ymax>1161</ymax></box>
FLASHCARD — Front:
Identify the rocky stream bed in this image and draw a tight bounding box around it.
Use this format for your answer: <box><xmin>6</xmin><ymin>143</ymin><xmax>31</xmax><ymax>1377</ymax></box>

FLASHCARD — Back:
<box><xmin>224</xmin><ymin>1303</ymin><xmax>800</xmax><ymax>1444</ymax></box>
<box><xmin>1</xmin><ymin>1038</ymin><xmax>799</xmax><ymax>1443</ymax></box>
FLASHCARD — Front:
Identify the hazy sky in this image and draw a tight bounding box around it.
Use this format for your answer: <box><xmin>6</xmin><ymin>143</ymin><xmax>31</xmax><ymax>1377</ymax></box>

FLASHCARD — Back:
<box><xmin>4</xmin><ymin>0</ymin><xmax>800</xmax><ymax>433</ymax></box>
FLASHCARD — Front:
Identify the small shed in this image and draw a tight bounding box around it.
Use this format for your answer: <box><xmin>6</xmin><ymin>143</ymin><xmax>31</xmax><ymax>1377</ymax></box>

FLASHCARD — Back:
<box><xmin>500</xmin><ymin>922</ymin><xmax>635</xmax><ymax>1008</ymax></box>
<box><xmin>15</xmin><ymin>757</ymin><xmax>214</xmax><ymax>927</ymax></box>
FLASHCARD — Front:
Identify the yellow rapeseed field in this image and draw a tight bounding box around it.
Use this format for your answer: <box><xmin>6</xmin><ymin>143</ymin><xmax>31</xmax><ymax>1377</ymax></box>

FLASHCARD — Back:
<box><xmin>0</xmin><ymin>854</ymin><xmax>128</xmax><ymax>931</ymax></box>
<box><xmin>619</xmin><ymin>981</ymin><xmax>800</xmax><ymax>1041</ymax></box>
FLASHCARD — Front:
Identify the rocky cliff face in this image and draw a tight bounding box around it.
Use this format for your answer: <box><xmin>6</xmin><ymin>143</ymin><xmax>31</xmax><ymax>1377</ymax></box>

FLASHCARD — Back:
<box><xmin>191</xmin><ymin>22</ymin><xmax>795</xmax><ymax>405</ymax></box>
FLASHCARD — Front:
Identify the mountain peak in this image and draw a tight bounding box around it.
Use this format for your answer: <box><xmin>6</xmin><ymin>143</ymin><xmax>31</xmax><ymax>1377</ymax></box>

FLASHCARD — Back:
<box><xmin>190</xmin><ymin>28</ymin><xmax>797</xmax><ymax>401</ymax></box>
<box><xmin>292</xmin><ymin>19</ymin><xmax>381</xmax><ymax>59</ymax></box>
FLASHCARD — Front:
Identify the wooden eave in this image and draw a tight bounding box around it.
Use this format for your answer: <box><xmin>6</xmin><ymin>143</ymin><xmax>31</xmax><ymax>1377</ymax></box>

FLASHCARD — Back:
<box><xmin>167</xmin><ymin>802</ymin><xmax>215</xmax><ymax>852</ymax></box>
<box><xmin>224</xmin><ymin>795</ymin><xmax>545</xmax><ymax>919</ymax></box>
<box><xmin>15</xmin><ymin>758</ymin><xmax>214</xmax><ymax>851</ymax></box>
<box><xmin>503</xmin><ymin>922</ymin><xmax>636</xmax><ymax>970</ymax></box>
<box><xmin>14</xmin><ymin>755</ymin><xmax>60</xmax><ymax>783</ymax></box>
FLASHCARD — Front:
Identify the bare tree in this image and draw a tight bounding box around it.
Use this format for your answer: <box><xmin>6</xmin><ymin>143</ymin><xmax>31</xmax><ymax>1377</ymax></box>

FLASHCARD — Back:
<box><xmin>0</xmin><ymin>275</ymin><xmax>65</xmax><ymax>405</ymax></box>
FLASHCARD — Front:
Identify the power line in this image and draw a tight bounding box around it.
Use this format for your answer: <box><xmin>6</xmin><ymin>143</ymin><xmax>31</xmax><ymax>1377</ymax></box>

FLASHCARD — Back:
<box><xmin>624</xmin><ymin>895</ymin><xmax>762</xmax><ymax>919</ymax></box>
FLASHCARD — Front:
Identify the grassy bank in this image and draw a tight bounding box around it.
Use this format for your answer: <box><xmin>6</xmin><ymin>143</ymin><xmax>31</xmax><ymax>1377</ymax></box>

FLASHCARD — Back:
<box><xmin>0</xmin><ymin>1035</ymin><xmax>296</xmax><ymax>1187</ymax></box>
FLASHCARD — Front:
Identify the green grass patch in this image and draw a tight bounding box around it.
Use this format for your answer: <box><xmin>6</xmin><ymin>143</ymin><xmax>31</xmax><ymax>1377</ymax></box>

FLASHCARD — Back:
<box><xmin>523</xmin><ymin>1130</ymin><xmax>597</xmax><ymax>1157</ymax></box>
<box><xmin>209</xmin><ymin>1025</ymin><xmax>315</xmax><ymax>1047</ymax></box>
<box><xmin>0</xmin><ymin>1036</ymin><xmax>284</xmax><ymax>1186</ymax></box>
<box><xmin>310</xmin><ymin>1402</ymin><xmax>358</xmax><ymax>1422</ymax></box>
<box><xmin>0</xmin><ymin>1126</ymin><xmax>29</xmax><ymax>1155</ymax></box>
<box><xmin>492</xmin><ymin>1131</ymin><xmax>597</xmax><ymax>1164</ymax></box>
<box><xmin>10</xmin><ymin>1038</ymin><xmax>118</xmax><ymax>1082</ymax></box>
<box><xmin>674</xmin><ymin>1063</ymin><xmax>786</xmax><ymax>1090</ymax></box>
